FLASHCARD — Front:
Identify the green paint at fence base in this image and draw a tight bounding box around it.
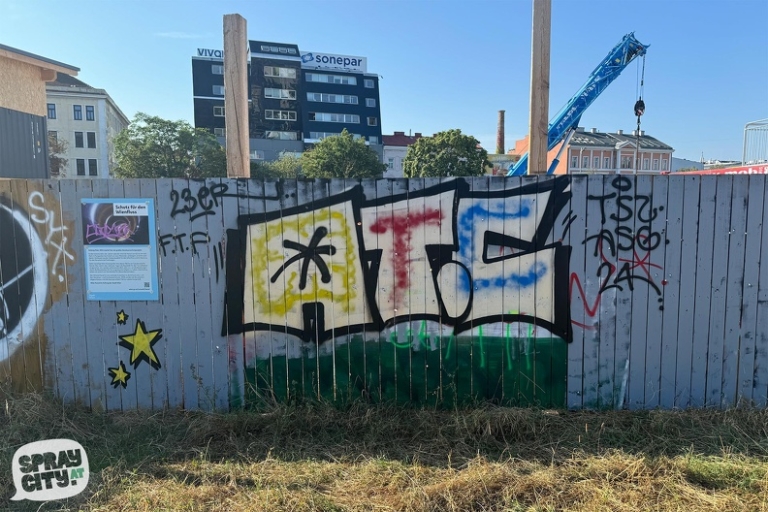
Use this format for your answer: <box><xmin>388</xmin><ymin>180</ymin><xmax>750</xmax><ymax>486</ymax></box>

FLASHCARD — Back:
<box><xmin>244</xmin><ymin>336</ymin><xmax>567</xmax><ymax>408</ymax></box>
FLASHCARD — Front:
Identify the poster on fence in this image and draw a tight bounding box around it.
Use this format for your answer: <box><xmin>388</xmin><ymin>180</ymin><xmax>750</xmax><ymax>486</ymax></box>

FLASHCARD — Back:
<box><xmin>81</xmin><ymin>198</ymin><xmax>159</xmax><ymax>301</ymax></box>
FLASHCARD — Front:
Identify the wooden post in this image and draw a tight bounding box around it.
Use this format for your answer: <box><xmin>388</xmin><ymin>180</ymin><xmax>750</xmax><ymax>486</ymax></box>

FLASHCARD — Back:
<box><xmin>223</xmin><ymin>14</ymin><xmax>250</xmax><ymax>178</ymax></box>
<box><xmin>528</xmin><ymin>0</ymin><xmax>551</xmax><ymax>174</ymax></box>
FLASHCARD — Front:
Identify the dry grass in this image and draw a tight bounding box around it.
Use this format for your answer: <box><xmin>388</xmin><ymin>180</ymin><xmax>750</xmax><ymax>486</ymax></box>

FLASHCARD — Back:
<box><xmin>2</xmin><ymin>391</ymin><xmax>768</xmax><ymax>511</ymax></box>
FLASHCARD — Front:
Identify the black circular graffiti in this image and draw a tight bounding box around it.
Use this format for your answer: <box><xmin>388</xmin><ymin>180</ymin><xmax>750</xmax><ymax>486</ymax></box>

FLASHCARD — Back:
<box><xmin>0</xmin><ymin>202</ymin><xmax>47</xmax><ymax>361</ymax></box>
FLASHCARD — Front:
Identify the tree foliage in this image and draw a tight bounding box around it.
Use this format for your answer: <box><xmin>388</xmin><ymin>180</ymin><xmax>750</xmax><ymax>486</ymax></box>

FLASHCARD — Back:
<box><xmin>251</xmin><ymin>151</ymin><xmax>303</xmax><ymax>179</ymax></box>
<box><xmin>301</xmin><ymin>129</ymin><xmax>385</xmax><ymax>179</ymax></box>
<box><xmin>48</xmin><ymin>133</ymin><xmax>68</xmax><ymax>177</ymax></box>
<box><xmin>403</xmin><ymin>129</ymin><xmax>489</xmax><ymax>178</ymax></box>
<box><xmin>113</xmin><ymin>113</ymin><xmax>226</xmax><ymax>179</ymax></box>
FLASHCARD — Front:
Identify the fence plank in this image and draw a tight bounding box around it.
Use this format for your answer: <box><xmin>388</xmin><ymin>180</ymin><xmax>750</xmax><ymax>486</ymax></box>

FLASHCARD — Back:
<box><xmin>643</xmin><ymin>175</ymin><xmax>669</xmax><ymax>408</ymax></box>
<box><xmin>674</xmin><ymin>176</ymin><xmax>701</xmax><ymax>408</ymax></box>
<box><xmin>566</xmin><ymin>176</ymin><xmax>587</xmax><ymax>409</ymax></box>
<box><xmin>753</xmin><ymin>177</ymin><xmax>768</xmax><ymax>406</ymax></box>
<box><xmin>738</xmin><ymin>175</ymin><xmax>765</xmax><ymax>405</ymax></box>
<box><xmin>722</xmin><ymin>177</ymin><xmax>749</xmax><ymax>407</ymax></box>
<box><xmin>627</xmin><ymin>175</ymin><xmax>652</xmax><ymax>410</ymax></box>
<box><xmin>688</xmin><ymin>176</ymin><xmax>717</xmax><ymax>407</ymax></box>
<box><xmin>705</xmin><ymin>177</ymin><xmax>734</xmax><ymax>408</ymax></box>
<box><xmin>659</xmin><ymin>176</ymin><xmax>684</xmax><ymax>409</ymax></box>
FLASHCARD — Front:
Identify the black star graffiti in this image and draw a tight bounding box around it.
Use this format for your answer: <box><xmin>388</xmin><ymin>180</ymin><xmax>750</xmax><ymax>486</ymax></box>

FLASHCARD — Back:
<box><xmin>270</xmin><ymin>226</ymin><xmax>337</xmax><ymax>290</ymax></box>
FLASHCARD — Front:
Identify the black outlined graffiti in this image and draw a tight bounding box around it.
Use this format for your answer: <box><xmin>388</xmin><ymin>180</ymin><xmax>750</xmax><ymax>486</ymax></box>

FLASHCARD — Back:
<box><xmin>167</xmin><ymin>181</ymin><xmax>283</xmax><ymax>222</ymax></box>
<box><xmin>270</xmin><ymin>226</ymin><xmax>337</xmax><ymax>289</ymax></box>
<box><xmin>118</xmin><ymin>319</ymin><xmax>163</xmax><ymax>370</ymax></box>
<box><xmin>108</xmin><ymin>361</ymin><xmax>131</xmax><ymax>389</ymax></box>
<box><xmin>570</xmin><ymin>176</ymin><xmax>666</xmax><ymax>327</ymax></box>
<box><xmin>225</xmin><ymin>177</ymin><xmax>572</xmax><ymax>344</ymax></box>
<box><xmin>158</xmin><ymin>231</ymin><xmax>211</xmax><ymax>257</ymax></box>
<box><xmin>0</xmin><ymin>198</ymin><xmax>49</xmax><ymax>363</ymax></box>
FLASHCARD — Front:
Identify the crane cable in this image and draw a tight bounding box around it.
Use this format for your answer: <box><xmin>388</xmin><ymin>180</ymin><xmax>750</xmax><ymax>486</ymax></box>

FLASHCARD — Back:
<box><xmin>633</xmin><ymin>54</ymin><xmax>646</xmax><ymax>172</ymax></box>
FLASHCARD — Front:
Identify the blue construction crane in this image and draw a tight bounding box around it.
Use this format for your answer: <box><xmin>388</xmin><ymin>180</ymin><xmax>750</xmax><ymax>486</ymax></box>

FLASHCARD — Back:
<box><xmin>508</xmin><ymin>33</ymin><xmax>648</xmax><ymax>176</ymax></box>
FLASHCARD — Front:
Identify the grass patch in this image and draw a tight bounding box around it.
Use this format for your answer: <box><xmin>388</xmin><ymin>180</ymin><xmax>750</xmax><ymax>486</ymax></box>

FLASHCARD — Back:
<box><xmin>1</xmin><ymin>391</ymin><xmax>768</xmax><ymax>510</ymax></box>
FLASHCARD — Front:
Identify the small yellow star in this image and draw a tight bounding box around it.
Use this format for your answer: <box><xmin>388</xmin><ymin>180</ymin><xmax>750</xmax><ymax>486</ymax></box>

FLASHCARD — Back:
<box><xmin>118</xmin><ymin>319</ymin><xmax>163</xmax><ymax>370</ymax></box>
<box><xmin>116</xmin><ymin>309</ymin><xmax>129</xmax><ymax>325</ymax></box>
<box><xmin>108</xmin><ymin>361</ymin><xmax>131</xmax><ymax>389</ymax></box>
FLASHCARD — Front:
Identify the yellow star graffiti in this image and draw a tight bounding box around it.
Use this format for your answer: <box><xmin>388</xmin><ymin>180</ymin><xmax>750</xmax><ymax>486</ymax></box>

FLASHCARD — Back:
<box><xmin>116</xmin><ymin>309</ymin><xmax>129</xmax><ymax>325</ymax></box>
<box><xmin>118</xmin><ymin>319</ymin><xmax>163</xmax><ymax>370</ymax></box>
<box><xmin>108</xmin><ymin>361</ymin><xmax>131</xmax><ymax>389</ymax></box>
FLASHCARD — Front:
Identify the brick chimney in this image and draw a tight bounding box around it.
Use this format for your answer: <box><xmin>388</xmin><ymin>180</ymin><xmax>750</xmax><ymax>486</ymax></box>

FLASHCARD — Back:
<box><xmin>496</xmin><ymin>110</ymin><xmax>505</xmax><ymax>154</ymax></box>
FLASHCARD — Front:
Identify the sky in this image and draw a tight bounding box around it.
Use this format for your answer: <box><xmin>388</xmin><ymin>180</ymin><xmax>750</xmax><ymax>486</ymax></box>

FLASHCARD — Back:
<box><xmin>1</xmin><ymin>0</ymin><xmax>766</xmax><ymax>162</ymax></box>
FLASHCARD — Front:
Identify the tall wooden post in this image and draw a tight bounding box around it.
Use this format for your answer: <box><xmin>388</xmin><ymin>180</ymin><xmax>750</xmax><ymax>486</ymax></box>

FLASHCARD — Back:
<box><xmin>528</xmin><ymin>0</ymin><xmax>551</xmax><ymax>174</ymax></box>
<box><xmin>223</xmin><ymin>14</ymin><xmax>250</xmax><ymax>178</ymax></box>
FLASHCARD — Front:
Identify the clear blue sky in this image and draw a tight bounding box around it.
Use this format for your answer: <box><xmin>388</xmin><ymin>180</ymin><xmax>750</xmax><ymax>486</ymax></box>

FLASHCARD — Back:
<box><xmin>2</xmin><ymin>0</ymin><xmax>766</xmax><ymax>161</ymax></box>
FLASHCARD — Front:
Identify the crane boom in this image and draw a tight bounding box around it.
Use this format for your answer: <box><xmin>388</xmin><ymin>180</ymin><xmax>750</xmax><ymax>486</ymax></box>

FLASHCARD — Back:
<box><xmin>508</xmin><ymin>32</ymin><xmax>648</xmax><ymax>176</ymax></box>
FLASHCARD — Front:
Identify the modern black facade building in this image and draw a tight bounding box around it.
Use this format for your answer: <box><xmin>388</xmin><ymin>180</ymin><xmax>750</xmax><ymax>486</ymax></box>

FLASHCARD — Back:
<box><xmin>192</xmin><ymin>40</ymin><xmax>382</xmax><ymax>162</ymax></box>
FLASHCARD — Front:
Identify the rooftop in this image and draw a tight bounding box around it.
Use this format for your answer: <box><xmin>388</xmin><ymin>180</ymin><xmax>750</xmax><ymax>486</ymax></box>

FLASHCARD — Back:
<box><xmin>383</xmin><ymin>131</ymin><xmax>423</xmax><ymax>147</ymax></box>
<box><xmin>0</xmin><ymin>43</ymin><xmax>78</xmax><ymax>76</ymax></box>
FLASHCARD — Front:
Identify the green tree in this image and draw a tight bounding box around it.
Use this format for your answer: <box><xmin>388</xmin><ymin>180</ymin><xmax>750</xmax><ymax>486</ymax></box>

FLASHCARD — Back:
<box><xmin>402</xmin><ymin>129</ymin><xmax>489</xmax><ymax>178</ymax></box>
<box><xmin>113</xmin><ymin>113</ymin><xmax>226</xmax><ymax>179</ymax></box>
<box><xmin>251</xmin><ymin>151</ymin><xmax>303</xmax><ymax>179</ymax></box>
<box><xmin>301</xmin><ymin>129</ymin><xmax>385</xmax><ymax>179</ymax></box>
<box><xmin>48</xmin><ymin>133</ymin><xmax>68</xmax><ymax>177</ymax></box>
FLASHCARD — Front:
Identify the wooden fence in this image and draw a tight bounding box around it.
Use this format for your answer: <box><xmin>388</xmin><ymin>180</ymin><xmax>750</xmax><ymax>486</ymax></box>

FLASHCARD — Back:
<box><xmin>0</xmin><ymin>175</ymin><xmax>766</xmax><ymax>410</ymax></box>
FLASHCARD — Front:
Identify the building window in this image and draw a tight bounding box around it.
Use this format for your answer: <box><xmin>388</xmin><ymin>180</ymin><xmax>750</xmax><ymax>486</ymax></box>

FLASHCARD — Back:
<box><xmin>582</xmin><ymin>156</ymin><xmax>589</xmax><ymax>169</ymax></box>
<box><xmin>86</xmin><ymin>132</ymin><xmax>96</xmax><ymax>148</ymax></box>
<box><xmin>74</xmin><ymin>131</ymin><xmax>84</xmax><ymax>148</ymax></box>
<box><xmin>264</xmin><ymin>88</ymin><xmax>296</xmax><ymax>99</ymax></box>
<box><xmin>47</xmin><ymin>103</ymin><xmax>56</xmax><ymax>119</ymax></box>
<box><xmin>643</xmin><ymin>158</ymin><xmax>650</xmax><ymax>170</ymax></box>
<box><xmin>86</xmin><ymin>106</ymin><xmax>95</xmax><ymax>121</ymax></box>
<box><xmin>265</xmin><ymin>109</ymin><xmax>297</xmax><ymax>121</ymax></box>
<box><xmin>621</xmin><ymin>156</ymin><xmax>632</xmax><ymax>169</ymax></box>
<box><xmin>73</xmin><ymin>105</ymin><xmax>82</xmax><ymax>120</ymax></box>
<box><xmin>212</xmin><ymin>64</ymin><xmax>224</xmax><ymax>75</ymax></box>
<box><xmin>264</xmin><ymin>66</ymin><xmax>297</xmax><ymax>79</ymax></box>
<box><xmin>653</xmin><ymin>159</ymin><xmax>659</xmax><ymax>170</ymax></box>
<box><xmin>213</xmin><ymin>85</ymin><xmax>225</xmax><ymax>95</ymax></box>
<box><xmin>48</xmin><ymin>130</ymin><xmax>57</xmax><ymax>141</ymax></box>
<box><xmin>250</xmin><ymin>150</ymin><xmax>265</xmax><ymax>160</ymax></box>
<box><xmin>364</xmin><ymin>79</ymin><xmax>374</xmax><ymax>88</ymax></box>
<box><xmin>88</xmin><ymin>159</ymin><xmax>98</xmax><ymax>176</ymax></box>
<box><xmin>369</xmin><ymin>136</ymin><xmax>378</xmax><ymax>144</ymax></box>
<box><xmin>214</xmin><ymin>127</ymin><xmax>226</xmax><ymax>137</ymax></box>
<box><xmin>604</xmin><ymin>157</ymin><xmax>611</xmax><ymax>169</ymax></box>
<box><xmin>366</xmin><ymin>98</ymin><xmax>376</xmax><ymax>107</ymax></box>
<box><xmin>76</xmin><ymin>159</ymin><xmax>85</xmax><ymax>176</ymax></box>
<box><xmin>571</xmin><ymin>156</ymin><xmax>578</xmax><ymax>169</ymax></box>
<box><xmin>367</xmin><ymin>117</ymin><xmax>378</xmax><ymax>126</ymax></box>
<box><xmin>213</xmin><ymin>106</ymin><xmax>225</xmax><ymax>117</ymax></box>
<box><xmin>594</xmin><ymin>157</ymin><xmax>600</xmax><ymax>169</ymax></box>
<box><xmin>306</xmin><ymin>92</ymin><xmax>358</xmax><ymax>104</ymax></box>
<box><xmin>387</xmin><ymin>158</ymin><xmax>394</xmax><ymax>169</ymax></box>
<box><xmin>265</xmin><ymin>131</ymin><xmax>298</xmax><ymax>140</ymax></box>
<box><xmin>308</xmin><ymin>112</ymin><xmax>360</xmax><ymax>123</ymax></box>
<box><xmin>305</xmin><ymin>73</ymin><xmax>356</xmax><ymax>85</ymax></box>
<box><xmin>662</xmin><ymin>159</ymin><xmax>668</xmax><ymax>171</ymax></box>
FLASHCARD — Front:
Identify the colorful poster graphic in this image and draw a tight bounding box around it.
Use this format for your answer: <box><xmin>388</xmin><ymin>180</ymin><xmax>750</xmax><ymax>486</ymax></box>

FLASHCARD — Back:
<box><xmin>81</xmin><ymin>199</ymin><xmax>159</xmax><ymax>301</ymax></box>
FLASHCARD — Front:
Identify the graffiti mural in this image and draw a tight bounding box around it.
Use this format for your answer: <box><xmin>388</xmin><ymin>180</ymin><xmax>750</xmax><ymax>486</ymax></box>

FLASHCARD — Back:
<box><xmin>570</xmin><ymin>176</ymin><xmax>666</xmax><ymax>328</ymax></box>
<box><xmin>0</xmin><ymin>198</ymin><xmax>49</xmax><ymax>364</ymax></box>
<box><xmin>2</xmin><ymin>176</ymin><xmax>765</xmax><ymax>412</ymax></box>
<box><xmin>228</xmin><ymin>178</ymin><xmax>572</xmax><ymax>343</ymax></box>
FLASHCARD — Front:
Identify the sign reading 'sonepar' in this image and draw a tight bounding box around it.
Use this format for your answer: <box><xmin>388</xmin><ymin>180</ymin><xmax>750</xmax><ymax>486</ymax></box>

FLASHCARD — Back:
<box><xmin>11</xmin><ymin>439</ymin><xmax>89</xmax><ymax>502</ymax></box>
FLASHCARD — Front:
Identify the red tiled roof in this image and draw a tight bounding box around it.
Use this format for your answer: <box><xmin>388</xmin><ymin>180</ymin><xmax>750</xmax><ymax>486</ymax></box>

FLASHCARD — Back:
<box><xmin>383</xmin><ymin>131</ymin><xmax>423</xmax><ymax>146</ymax></box>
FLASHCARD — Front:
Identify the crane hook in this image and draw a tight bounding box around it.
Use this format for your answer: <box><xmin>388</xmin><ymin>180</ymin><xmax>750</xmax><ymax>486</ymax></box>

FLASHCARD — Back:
<box><xmin>634</xmin><ymin>98</ymin><xmax>645</xmax><ymax>117</ymax></box>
